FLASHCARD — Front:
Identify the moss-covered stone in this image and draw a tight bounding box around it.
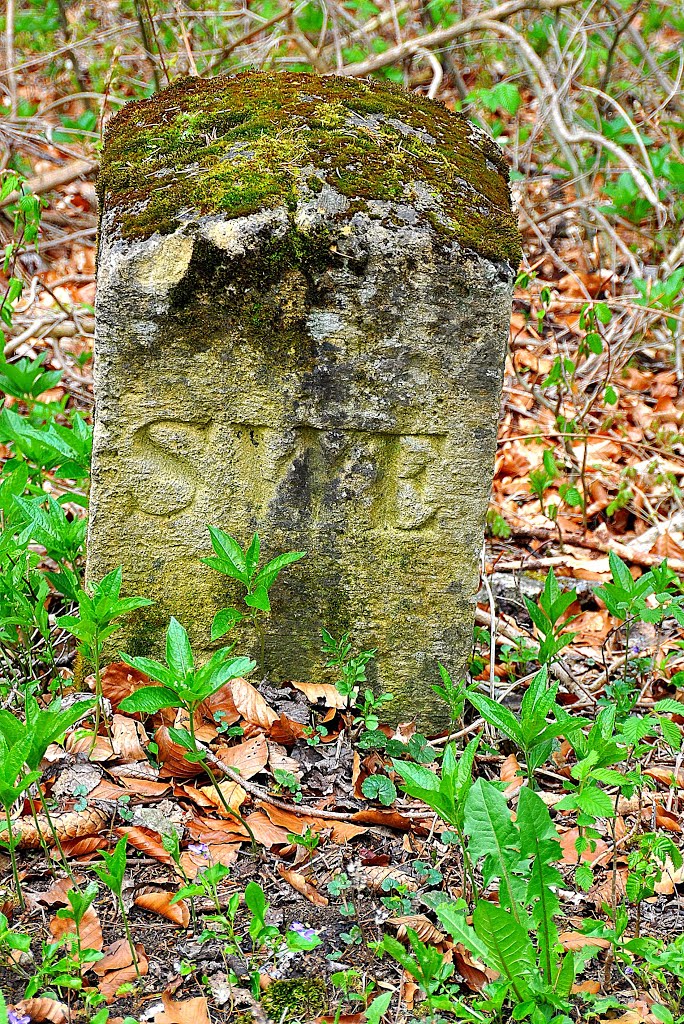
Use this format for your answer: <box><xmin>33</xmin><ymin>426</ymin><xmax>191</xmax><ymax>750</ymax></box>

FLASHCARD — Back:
<box><xmin>98</xmin><ymin>71</ymin><xmax>521</xmax><ymax>266</ymax></box>
<box><xmin>260</xmin><ymin>978</ymin><xmax>328</xmax><ymax>1023</ymax></box>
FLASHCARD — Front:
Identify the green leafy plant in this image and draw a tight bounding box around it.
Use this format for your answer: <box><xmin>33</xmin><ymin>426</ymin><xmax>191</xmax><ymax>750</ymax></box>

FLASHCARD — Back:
<box><xmin>467</xmin><ymin>666</ymin><xmax>564</xmax><ymax>786</ymax></box>
<box><xmin>57</xmin><ymin>567</ymin><xmax>152</xmax><ymax>744</ymax></box>
<box><xmin>119</xmin><ymin>617</ymin><xmax>256</xmax><ymax>840</ymax></box>
<box><xmin>91</xmin><ymin>834</ymin><xmax>140</xmax><ymax>976</ymax></box>
<box><xmin>202</xmin><ymin>527</ymin><xmax>305</xmax><ymax>666</ymax></box>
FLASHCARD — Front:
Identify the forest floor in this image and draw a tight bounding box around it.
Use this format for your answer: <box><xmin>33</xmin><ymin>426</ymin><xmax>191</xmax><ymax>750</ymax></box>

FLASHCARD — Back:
<box><xmin>1</xmin><ymin>1</ymin><xmax>684</xmax><ymax>1022</ymax></box>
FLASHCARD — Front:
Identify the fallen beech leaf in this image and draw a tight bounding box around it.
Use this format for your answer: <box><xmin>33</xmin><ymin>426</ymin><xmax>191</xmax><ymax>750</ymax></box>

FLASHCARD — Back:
<box><xmin>218</xmin><ymin>734</ymin><xmax>268</xmax><ymax>780</ymax></box>
<box><xmin>50</xmin><ymin>905</ymin><xmax>103</xmax><ymax>956</ymax></box>
<box><xmin>111</xmin><ymin>714</ymin><xmax>147</xmax><ymax>762</ymax></box>
<box><xmin>93</xmin><ymin>939</ymin><xmax>148</xmax><ymax>1002</ymax></box>
<box><xmin>231</xmin><ymin>678</ymin><xmax>278</xmax><ymax>729</ymax></box>
<box><xmin>260</xmin><ymin>802</ymin><xmax>367</xmax><ymax>844</ymax></box>
<box><xmin>559</xmin><ymin>827</ymin><xmax>610</xmax><ymax>866</ymax></box>
<box><xmin>88</xmin><ymin>780</ymin><xmax>129</xmax><ymax>801</ymax></box>
<box><xmin>572</xmin><ymin>980</ymin><xmax>601</xmax><ymax>994</ymax></box>
<box><xmin>389</xmin><ymin>914</ymin><xmax>444</xmax><ymax>944</ymax></box>
<box><xmin>242</xmin><ymin>810</ymin><xmax>291</xmax><ymax>848</ymax></box>
<box><xmin>199</xmin><ymin>779</ymin><xmax>247</xmax><ymax>817</ymax></box>
<box><xmin>267</xmin><ymin>742</ymin><xmax>302</xmax><ymax>779</ymax></box>
<box><xmin>180</xmin><ymin>842</ymin><xmax>240</xmax><ymax>879</ymax></box>
<box><xmin>362</xmin><ymin>865</ymin><xmax>417</xmax><ymax>893</ymax></box>
<box><xmin>14</xmin><ymin>998</ymin><xmax>68</xmax><ymax>1024</ymax></box>
<box><xmin>101</xmin><ymin>662</ymin><xmax>153</xmax><ymax>706</ymax></box>
<box><xmin>56</xmin><ymin>837</ymin><xmax>105</xmax><ymax>858</ymax></box>
<box><xmin>65</xmin><ymin>732</ymin><xmax>114</xmax><ymax>761</ymax></box>
<box><xmin>559</xmin><ymin>931</ymin><xmax>610</xmax><ymax>951</ymax></box>
<box><xmin>290</xmin><ymin>680</ymin><xmax>347</xmax><ymax>709</ymax></box>
<box><xmin>269</xmin><ymin>711</ymin><xmax>310</xmax><ymax>744</ymax></box>
<box><xmin>156</xmin><ymin>726</ymin><xmax>203</xmax><ymax>779</ymax></box>
<box><xmin>654</xmin><ymin>855</ymin><xmax>684</xmax><ymax>893</ymax></box>
<box><xmin>655</xmin><ymin>804</ymin><xmax>682</xmax><ymax>832</ymax></box>
<box><xmin>153</xmin><ymin>992</ymin><xmax>211</xmax><ymax>1024</ymax></box>
<box><xmin>645</xmin><ymin>766</ymin><xmax>683</xmax><ymax>787</ymax></box>
<box><xmin>119</xmin><ymin>776</ymin><xmax>171</xmax><ymax>797</ymax></box>
<box><xmin>187</xmin><ymin>815</ymin><xmax>250</xmax><ymax>844</ymax></box>
<box><xmin>134</xmin><ymin>889</ymin><xmax>190</xmax><ymax>927</ymax></box>
<box><xmin>33</xmin><ymin>874</ymin><xmax>86</xmax><ymax>906</ymax></box>
<box><xmin>453</xmin><ymin>946</ymin><xmax>493</xmax><ymax>991</ymax></box>
<box><xmin>197</xmin><ymin>680</ymin><xmax>240</xmax><ymax>729</ymax></box>
<box><xmin>116</xmin><ymin>826</ymin><xmax>174</xmax><ymax>864</ymax></box>
<box><xmin>350</xmin><ymin>807</ymin><xmax>413</xmax><ymax>830</ymax></box>
<box><xmin>278</xmin><ymin>865</ymin><xmax>329</xmax><ymax>906</ymax></box>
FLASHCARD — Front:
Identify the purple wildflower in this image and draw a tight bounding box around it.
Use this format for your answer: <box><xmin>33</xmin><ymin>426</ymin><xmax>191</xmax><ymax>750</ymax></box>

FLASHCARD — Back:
<box><xmin>188</xmin><ymin>842</ymin><xmax>210</xmax><ymax>858</ymax></box>
<box><xmin>9</xmin><ymin>1012</ymin><xmax>31</xmax><ymax>1024</ymax></box>
<box><xmin>290</xmin><ymin>922</ymin><xmax>317</xmax><ymax>941</ymax></box>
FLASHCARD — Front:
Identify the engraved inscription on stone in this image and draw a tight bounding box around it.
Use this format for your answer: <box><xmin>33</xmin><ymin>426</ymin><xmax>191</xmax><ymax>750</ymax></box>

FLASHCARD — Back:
<box><xmin>128</xmin><ymin>417</ymin><xmax>446</xmax><ymax>534</ymax></box>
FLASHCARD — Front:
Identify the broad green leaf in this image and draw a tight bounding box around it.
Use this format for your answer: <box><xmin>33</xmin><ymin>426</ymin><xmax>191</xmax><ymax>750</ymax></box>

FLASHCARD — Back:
<box><xmin>211</xmin><ymin>607</ymin><xmax>243</xmax><ymax>641</ymax></box>
<box><xmin>472</xmin><ymin>901</ymin><xmax>534</xmax><ymax>1001</ymax></box>
<box><xmin>466</xmin><ymin>692</ymin><xmax>523</xmax><ymax>745</ymax></box>
<box><xmin>166</xmin><ymin>617</ymin><xmax>193</xmax><ymax>679</ymax></box>
<box><xmin>119</xmin><ymin>686</ymin><xmax>182</xmax><ymax>715</ymax></box>
<box><xmin>253</xmin><ymin>550</ymin><xmax>306</xmax><ymax>590</ymax></box>
<box><xmin>364</xmin><ymin>991</ymin><xmax>392</xmax><ymax>1024</ymax></box>
<box><xmin>204</xmin><ymin>526</ymin><xmax>249</xmax><ymax>584</ymax></box>
<box><xmin>245</xmin><ymin>586</ymin><xmax>270</xmax><ymax>612</ymax></box>
<box><xmin>436</xmin><ymin>903</ymin><xmax>489</xmax><ymax>961</ymax></box>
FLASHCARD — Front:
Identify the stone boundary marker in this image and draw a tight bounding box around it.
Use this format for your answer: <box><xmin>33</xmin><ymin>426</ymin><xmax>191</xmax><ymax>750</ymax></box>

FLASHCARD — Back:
<box><xmin>89</xmin><ymin>71</ymin><xmax>520</xmax><ymax>729</ymax></box>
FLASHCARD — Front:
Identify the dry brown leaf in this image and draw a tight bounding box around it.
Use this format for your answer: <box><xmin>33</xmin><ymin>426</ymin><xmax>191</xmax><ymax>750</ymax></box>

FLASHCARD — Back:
<box><xmin>199</xmin><ymin>779</ymin><xmax>247</xmax><ymax>817</ymax></box>
<box><xmin>33</xmin><ymin>874</ymin><xmax>86</xmax><ymax>906</ymax></box>
<box><xmin>111</xmin><ymin>714</ymin><xmax>147</xmax><ymax>762</ymax></box>
<box><xmin>155</xmin><ymin>726</ymin><xmax>203</xmax><ymax>779</ymax></box>
<box><xmin>187</xmin><ymin>815</ymin><xmax>250</xmax><ymax>844</ymax></box>
<box><xmin>645</xmin><ymin>766</ymin><xmax>683</xmax><ymax>787</ymax></box>
<box><xmin>49</xmin><ymin>905</ymin><xmax>103</xmax><ymax>956</ymax></box>
<box><xmin>572</xmin><ymin>980</ymin><xmax>601</xmax><ymax>994</ymax></box>
<box><xmin>101</xmin><ymin>662</ymin><xmax>153</xmax><ymax>706</ymax></box>
<box><xmin>57</xmin><ymin>837</ymin><xmax>105</xmax><ymax>859</ymax></box>
<box><xmin>179</xmin><ymin>842</ymin><xmax>240</xmax><ymax>879</ymax></box>
<box><xmin>218</xmin><ymin>733</ymin><xmax>268</xmax><ymax>779</ymax></box>
<box><xmin>388</xmin><ymin>914</ymin><xmax>444</xmax><ymax>944</ymax></box>
<box><xmin>559</xmin><ymin>827</ymin><xmax>610</xmax><ymax>866</ymax></box>
<box><xmin>134</xmin><ymin>889</ymin><xmax>190</xmax><ymax>927</ymax></box>
<box><xmin>454</xmin><ymin>944</ymin><xmax>496</xmax><ymax>991</ymax></box>
<box><xmin>65</xmin><ymin>733</ymin><xmax>114</xmax><ymax>761</ymax></box>
<box><xmin>197</xmin><ymin>680</ymin><xmax>240</xmax><ymax>728</ymax></box>
<box><xmin>231</xmin><ymin>678</ymin><xmax>278</xmax><ymax>729</ymax></box>
<box><xmin>119</xmin><ymin>777</ymin><xmax>171</xmax><ymax>797</ymax></box>
<box><xmin>655</xmin><ymin>804</ymin><xmax>682</xmax><ymax>832</ymax></box>
<box><xmin>267</xmin><ymin>742</ymin><xmax>302</xmax><ymax>779</ymax></box>
<box><xmin>153</xmin><ymin>992</ymin><xmax>211</xmax><ymax>1024</ymax></box>
<box><xmin>14</xmin><ymin>998</ymin><xmax>68</xmax><ymax>1024</ymax></box>
<box><xmin>278</xmin><ymin>865</ymin><xmax>329</xmax><ymax>906</ymax></box>
<box><xmin>115</xmin><ymin>826</ymin><xmax>174</xmax><ymax>864</ymax></box>
<box><xmin>289</xmin><ymin>680</ymin><xmax>347</xmax><ymax>709</ymax></box>
<box><xmin>260</xmin><ymin>802</ymin><xmax>367</xmax><ymax>844</ymax></box>
<box><xmin>361</xmin><ymin>865</ymin><xmax>417</xmax><ymax>893</ymax></box>
<box><xmin>559</xmin><ymin>931</ymin><xmax>610</xmax><ymax>951</ymax></box>
<box><xmin>93</xmin><ymin>939</ymin><xmax>148</xmax><ymax>1002</ymax></box>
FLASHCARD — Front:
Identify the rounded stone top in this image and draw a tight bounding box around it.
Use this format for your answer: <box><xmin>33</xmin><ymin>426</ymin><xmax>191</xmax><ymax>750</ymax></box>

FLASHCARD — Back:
<box><xmin>98</xmin><ymin>71</ymin><xmax>521</xmax><ymax>266</ymax></box>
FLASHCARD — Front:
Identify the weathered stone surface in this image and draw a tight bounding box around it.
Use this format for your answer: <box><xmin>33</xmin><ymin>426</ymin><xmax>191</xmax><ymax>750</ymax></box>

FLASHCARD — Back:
<box><xmin>89</xmin><ymin>71</ymin><xmax>520</xmax><ymax>729</ymax></box>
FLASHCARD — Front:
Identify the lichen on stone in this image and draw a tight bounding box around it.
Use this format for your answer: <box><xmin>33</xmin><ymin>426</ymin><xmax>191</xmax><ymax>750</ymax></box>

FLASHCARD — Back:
<box><xmin>259</xmin><ymin>977</ymin><xmax>328</xmax><ymax>1023</ymax></box>
<box><xmin>97</xmin><ymin>71</ymin><xmax>521</xmax><ymax>266</ymax></box>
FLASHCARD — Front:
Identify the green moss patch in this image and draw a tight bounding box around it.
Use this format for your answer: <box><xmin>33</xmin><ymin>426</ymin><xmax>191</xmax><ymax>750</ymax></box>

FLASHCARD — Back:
<box><xmin>98</xmin><ymin>71</ymin><xmax>521</xmax><ymax>265</ymax></box>
<box><xmin>260</xmin><ymin>978</ymin><xmax>328</xmax><ymax>1023</ymax></box>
